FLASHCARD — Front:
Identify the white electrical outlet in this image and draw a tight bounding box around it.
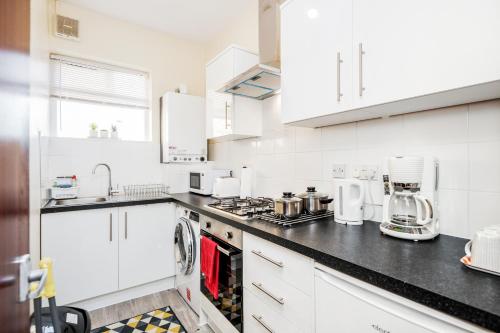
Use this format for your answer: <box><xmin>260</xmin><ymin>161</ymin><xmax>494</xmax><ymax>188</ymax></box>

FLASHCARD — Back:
<box><xmin>353</xmin><ymin>165</ymin><xmax>379</xmax><ymax>180</ymax></box>
<box><xmin>332</xmin><ymin>164</ymin><xmax>346</xmax><ymax>178</ymax></box>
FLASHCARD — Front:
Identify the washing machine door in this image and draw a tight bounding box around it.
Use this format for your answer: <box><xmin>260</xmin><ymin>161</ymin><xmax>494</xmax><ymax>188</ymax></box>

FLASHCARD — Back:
<box><xmin>174</xmin><ymin>217</ymin><xmax>195</xmax><ymax>275</ymax></box>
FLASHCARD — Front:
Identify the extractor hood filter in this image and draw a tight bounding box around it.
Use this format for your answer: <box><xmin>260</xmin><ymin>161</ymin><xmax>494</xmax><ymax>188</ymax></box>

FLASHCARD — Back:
<box><xmin>220</xmin><ymin>65</ymin><xmax>281</xmax><ymax>100</ymax></box>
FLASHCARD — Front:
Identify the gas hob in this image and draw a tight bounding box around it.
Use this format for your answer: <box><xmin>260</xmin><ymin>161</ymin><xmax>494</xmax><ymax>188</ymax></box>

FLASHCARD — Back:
<box><xmin>205</xmin><ymin>197</ymin><xmax>334</xmax><ymax>227</ymax></box>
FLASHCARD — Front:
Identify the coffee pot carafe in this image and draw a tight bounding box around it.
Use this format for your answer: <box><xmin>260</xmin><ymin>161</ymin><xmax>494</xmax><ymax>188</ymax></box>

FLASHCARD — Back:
<box><xmin>388</xmin><ymin>190</ymin><xmax>432</xmax><ymax>226</ymax></box>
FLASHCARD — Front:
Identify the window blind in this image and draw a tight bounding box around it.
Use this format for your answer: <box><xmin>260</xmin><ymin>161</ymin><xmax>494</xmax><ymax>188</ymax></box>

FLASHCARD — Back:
<box><xmin>50</xmin><ymin>54</ymin><xmax>150</xmax><ymax>109</ymax></box>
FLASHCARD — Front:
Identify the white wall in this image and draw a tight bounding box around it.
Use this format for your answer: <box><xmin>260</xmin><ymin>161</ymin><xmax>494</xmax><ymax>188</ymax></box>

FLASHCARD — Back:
<box><xmin>48</xmin><ymin>0</ymin><xmax>206</xmax><ymax>143</ymax></box>
<box><xmin>209</xmin><ymin>96</ymin><xmax>500</xmax><ymax>239</ymax></box>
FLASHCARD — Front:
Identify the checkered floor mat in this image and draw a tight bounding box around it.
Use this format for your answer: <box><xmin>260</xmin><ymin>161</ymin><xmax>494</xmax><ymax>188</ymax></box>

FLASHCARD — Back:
<box><xmin>91</xmin><ymin>306</ymin><xmax>187</xmax><ymax>333</ymax></box>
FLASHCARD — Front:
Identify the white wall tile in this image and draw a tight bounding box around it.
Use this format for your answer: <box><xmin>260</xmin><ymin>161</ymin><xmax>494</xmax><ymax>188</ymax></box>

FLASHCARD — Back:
<box><xmin>403</xmin><ymin>105</ymin><xmax>468</xmax><ymax>147</ymax></box>
<box><xmin>406</xmin><ymin>144</ymin><xmax>468</xmax><ymax>190</ymax></box>
<box><xmin>322</xmin><ymin>149</ymin><xmax>356</xmax><ymax>180</ymax></box>
<box><xmin>295</xmin><ymin>152</ymin><xmax>322</xmax><ymax>181</ymax></box>
<box><xmin>321</xmin><ymin>122</ymin><xmax>357</xmax><ymax>151</ymax></box>
<box><xmin>468</xmin><ymin>100</ymin><xmax>500</xmax><ymax>143</ymax></box>
<box><xmin>468</xmin><ymin>191</ymin><xmax>500</xmax><ymax>236</ymax></box>
<box><xmin>357</xmin><ymin>116</ymin><xmax>404</xmax><ymax>149</ymax></box>
<box><xmin>469</xmin><ymin>141</ymin><xmax>500</xmax><ymax>192</ymax></box>
<box><xmin>438</xmin><ymin>189</ymin><xmax>469</xmax><ymax>238</ymax></box>
<box><xmin>295</xmin><ymin>127</ymin><xmax>322</xmax><ymax>152</ymax></box>
<box><xmin>273</xmin><ymin>127</ymin><xmax>296</xmax><ymax>154</ymax></box>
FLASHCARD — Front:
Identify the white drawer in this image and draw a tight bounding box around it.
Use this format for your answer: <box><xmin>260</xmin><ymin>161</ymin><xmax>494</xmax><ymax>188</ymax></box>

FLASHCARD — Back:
<box><xmin>244</xmin><ymin>260</ymin><xmax>314</xmax><ymax>329</ymax></box>
<box><xmin>244</xmin><ymin>287</ymin><xmax>300</xmax><ymax>333</ymax></box>
<box><xmin>243</xmin><ymin>232</ymin><xmax>314</xmax><ymax>296</ymax></box>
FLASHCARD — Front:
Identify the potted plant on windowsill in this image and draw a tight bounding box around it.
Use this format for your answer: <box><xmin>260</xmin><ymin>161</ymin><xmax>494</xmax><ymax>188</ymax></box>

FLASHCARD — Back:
<box><xmin>110</xmin><ymin>125</ymin><xmax>119</xmax><ymax>139</ymax></box>
<box><xmin>89</xmin><ymin>122</ymin><xmax>98</xmax><ymax>138</ymax></box>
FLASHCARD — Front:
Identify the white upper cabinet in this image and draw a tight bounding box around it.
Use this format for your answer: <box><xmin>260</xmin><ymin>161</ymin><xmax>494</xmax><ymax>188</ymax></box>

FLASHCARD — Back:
<box><xmin>281</xmin><ymin>0</ymin><xmax>353</xmax><ymax>124</ymax></box>
<box><xmin>281</xmin><ymin>0</ymin><xmax>500</xmax><ymax>127</ymax></box>
<box><xmin>206</xmin><ymin>45</ymin><xmax>263</xmax><ymax>142</ymax></box>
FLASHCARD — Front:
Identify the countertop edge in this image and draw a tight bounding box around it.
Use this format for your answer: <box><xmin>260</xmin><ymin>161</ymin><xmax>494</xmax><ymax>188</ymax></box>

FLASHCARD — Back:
<box><xmin>40</xmin><ymin>197</ymin><xmax>174</xmax><ymax>214</ymax></box>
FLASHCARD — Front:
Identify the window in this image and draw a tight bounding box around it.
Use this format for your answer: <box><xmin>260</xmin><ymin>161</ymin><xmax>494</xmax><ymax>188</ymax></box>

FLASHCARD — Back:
<box><xmin>49</xmin><ymin>54</ymin><xmax>151</xmax><ymax>141</ymax></box>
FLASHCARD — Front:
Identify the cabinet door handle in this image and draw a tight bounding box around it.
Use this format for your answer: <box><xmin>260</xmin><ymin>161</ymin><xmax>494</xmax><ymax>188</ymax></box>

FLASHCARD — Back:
<box><xmin>224</xmin><ymin>101</ymin><xmax>228</xmax><ymax>129</ymax></box>
<box><xmin>252</xmin><ymin>314</ymin><xmax>275</xmax><ymax>333</ymax></box>
<box><xmin>125</xmin><ymin>212</ymin><xmax>128</xmax><ymax>240</ymax></box>
<box><xmin>336</xmin><ymin>51</ymin><xmax>343</xmax><ymax>102</ymax></box>
<box><xmin>252</xmin><ymin>282</ymin><xmax>284</xmax><ymax>305</ymax></box>
<box><xmin>251</xmin><ymin>250</ymin><xmax>283</xmax><ymax>268</ymax></box>
<box><xmin>359</xmin><ymin>43</ymin><xmax>365</xmax><ymax>97</ymax></box>
<box><xmin>109</xmin><ymin>213</ymin><xmax>113</xmax><ymax>242</ymax></box>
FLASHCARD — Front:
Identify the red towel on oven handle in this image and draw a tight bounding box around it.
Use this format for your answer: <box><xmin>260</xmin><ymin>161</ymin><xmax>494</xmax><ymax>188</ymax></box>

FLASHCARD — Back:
<box><xmin>201</xmin><ymin>236</ymin><xmax>219</xmax><ymax>299</ymax></box>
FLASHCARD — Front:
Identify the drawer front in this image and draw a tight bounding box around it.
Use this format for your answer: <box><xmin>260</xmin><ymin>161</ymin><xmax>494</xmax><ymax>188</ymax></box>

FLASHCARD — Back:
<box><xmin>243</xmin><ymin>232</ymin><xmax>314</xmax><ymax>296</ymax></box>
<box><xmin>244</xmin><ymin>287</ymin><xmax>300</xmax><ymax>333</ymax></box>
<box><xmin>244</xmin><ymin>262</ymin><xmax>314</xmax><ymax>329</ymax></box>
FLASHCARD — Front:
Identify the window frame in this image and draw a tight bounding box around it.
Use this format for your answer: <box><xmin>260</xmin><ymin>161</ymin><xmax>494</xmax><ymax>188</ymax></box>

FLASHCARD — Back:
<box><xmin>48</xmin><ymin>53</ymin><xmax>153</xmax><ymax>142</ymax></box>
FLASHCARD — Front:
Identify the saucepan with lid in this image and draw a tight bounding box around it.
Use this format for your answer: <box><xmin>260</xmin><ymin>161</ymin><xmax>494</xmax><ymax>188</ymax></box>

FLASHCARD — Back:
<box><xmin>274</xmin><ymin>192</ymin><xmax>303</xmax><ymax>219</ymax></box>
<box><xmin>296</xmin><ymin>187</ymin><xmax>333</xmax><ymax>215</ymax></box>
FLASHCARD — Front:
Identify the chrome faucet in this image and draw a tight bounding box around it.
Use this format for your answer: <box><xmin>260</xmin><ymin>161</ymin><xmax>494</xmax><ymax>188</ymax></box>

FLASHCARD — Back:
<box><xmin>92</xmin><ymin>163</ymin><xmax>119</xmax><ymax>196</ymax></box>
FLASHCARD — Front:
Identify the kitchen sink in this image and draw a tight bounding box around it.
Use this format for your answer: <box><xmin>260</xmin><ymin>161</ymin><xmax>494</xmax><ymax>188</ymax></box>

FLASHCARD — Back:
<box><xmin>53</xmin><ymin>197</ymin><xmax>109</xmax><ymax>206</ymax></box>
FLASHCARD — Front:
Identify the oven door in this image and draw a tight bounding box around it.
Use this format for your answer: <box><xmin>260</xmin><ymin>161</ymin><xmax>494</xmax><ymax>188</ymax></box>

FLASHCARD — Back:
<box><xmin>200</xmin><ymin>230</ymin><xmax>243</xmax><ymax>332</ymax></box>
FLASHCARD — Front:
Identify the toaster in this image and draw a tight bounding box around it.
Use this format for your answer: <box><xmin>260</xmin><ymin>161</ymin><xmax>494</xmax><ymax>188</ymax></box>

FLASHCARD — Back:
<box><xmin>212</xmin><ymin>177</ymin><xmax>240</xmax><ymax>199</ymax></box>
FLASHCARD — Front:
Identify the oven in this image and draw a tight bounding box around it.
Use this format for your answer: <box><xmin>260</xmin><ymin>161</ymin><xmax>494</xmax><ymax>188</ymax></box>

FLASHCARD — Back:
<box><xmin>200</xmin><ymin>216</ymin><xmax>243</xmax><ymax>332</ymax></box>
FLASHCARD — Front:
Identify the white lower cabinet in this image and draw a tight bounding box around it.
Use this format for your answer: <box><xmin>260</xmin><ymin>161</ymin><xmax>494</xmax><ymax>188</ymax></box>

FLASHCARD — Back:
<box><xmin>243</xmin><ymin>232</ymin><xmax>314</xmax><ymax>332</ymax></box>
<box><xmin>41</xmin><ymin>202</ymin><xmax>176</xmax><ymax>305</ymax></box>
<box><xmin>41</xmin><ymin>208</ymin><xmax>119</xmax><ymax>305</ymax></box>
<box><xmin>314</xmin><ymin>263</ymin><xmax>490</xmax><ymax>333</ymax></box>
<box><xmin>118</xmin><ymin>203</ymin><xmax>176</xmax><ymax>289</ymax></box>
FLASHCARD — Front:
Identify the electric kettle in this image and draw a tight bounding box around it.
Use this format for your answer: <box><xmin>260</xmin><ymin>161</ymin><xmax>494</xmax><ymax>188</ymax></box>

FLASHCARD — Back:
<box><xmin>333</xmin><ymin>178</ymin><xmax>365</xmax><ymax>225</ymax></box>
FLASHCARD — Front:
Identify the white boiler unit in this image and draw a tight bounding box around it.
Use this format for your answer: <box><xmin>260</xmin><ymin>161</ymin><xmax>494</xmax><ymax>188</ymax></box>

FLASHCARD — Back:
<box><xmin>160</xmin><ymin>92</ymin><xmax>206</xmax><ymax>163</ymax></box>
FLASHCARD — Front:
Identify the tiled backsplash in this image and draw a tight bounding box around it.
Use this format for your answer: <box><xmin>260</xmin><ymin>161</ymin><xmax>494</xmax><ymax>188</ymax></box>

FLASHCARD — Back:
<box><xmin>40</xmin><ymin>137</ymin><xmax>211</xmax><ymax>199</ymax></box>
<box><xmin>209</xmin><ymin>96</ymin><xmax>500</xmax><ymax>239</ymax></box>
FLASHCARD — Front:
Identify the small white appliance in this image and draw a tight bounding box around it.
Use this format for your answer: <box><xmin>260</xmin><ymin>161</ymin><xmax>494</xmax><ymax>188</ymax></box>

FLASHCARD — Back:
<box><xmin>174</xmin><ymin>205</ymin><xmax>201</xmax><ymax>315</ymax></box>
<box><xmin>212</xmin><ymin>177</ymin><xmax>240</xmax><ymax>199</ymax></box>
<box><xmin>333</xmin><ymin>178</ymin><xmax>365</xmax><ymax>225</ymax></box>
<box><xmin>189</xmin><ymin>169</ymin><xmax>231</xmax><ymax>196</ymax></box>
<box><xmin>160</xmin><ymin>92</ymin><xmax>206</xmax><ymax>163</ymax></box>
<box><xmin>380</xmin><ymin>156</ymin><xmax>439</xmax><ymax>241</ymax></box>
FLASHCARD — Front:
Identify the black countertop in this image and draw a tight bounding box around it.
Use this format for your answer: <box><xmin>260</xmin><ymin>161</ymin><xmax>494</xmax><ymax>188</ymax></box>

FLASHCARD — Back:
<box><xmin>170</xmin><ymin>192</ymin><xmax>500</xmax><ymax>332</ymax></box>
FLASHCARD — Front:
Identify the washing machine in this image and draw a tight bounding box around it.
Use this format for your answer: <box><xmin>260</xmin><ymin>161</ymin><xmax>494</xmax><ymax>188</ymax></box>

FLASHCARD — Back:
<box><xmin>174</xmin><ymin>204</ymin><xmax>200</xmax><ymax>315</ymax></box>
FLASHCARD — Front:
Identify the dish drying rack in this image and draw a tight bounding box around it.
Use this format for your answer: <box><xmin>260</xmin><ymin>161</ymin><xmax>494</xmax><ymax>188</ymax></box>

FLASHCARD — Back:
<box><xmin>123</xmin><ymin>184</ymin><xmax>170</xmax><ymax>198</ymax></box>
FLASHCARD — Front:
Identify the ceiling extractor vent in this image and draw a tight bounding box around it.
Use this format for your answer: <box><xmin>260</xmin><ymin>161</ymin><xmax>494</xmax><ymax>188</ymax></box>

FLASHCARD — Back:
<box><xmin>56</xmin><ymin>15</ymin><xmax>79</xmax><ymax>40</ymax></box>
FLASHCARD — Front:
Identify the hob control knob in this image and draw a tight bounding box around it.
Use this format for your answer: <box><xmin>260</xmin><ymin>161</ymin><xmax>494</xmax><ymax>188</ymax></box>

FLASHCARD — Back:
<box><xmin>206</xmin><ymin>222</ymin><xmax>211</xmax><ymax>229</ymax></box>
<box><xmin>225</xmin><ymin>231</ymin><xmax>233</xmax><ymax>239</ymax></box>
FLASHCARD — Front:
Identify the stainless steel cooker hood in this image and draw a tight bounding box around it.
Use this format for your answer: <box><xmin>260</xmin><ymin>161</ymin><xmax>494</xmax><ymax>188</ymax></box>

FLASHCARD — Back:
<box><xmin>217</xmin><ymin>0</ymin><xmax>282</xmax><ymax>100</ymax></box>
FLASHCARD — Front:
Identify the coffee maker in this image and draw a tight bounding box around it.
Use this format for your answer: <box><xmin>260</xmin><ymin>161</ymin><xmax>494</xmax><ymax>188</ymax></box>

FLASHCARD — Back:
<box><xmin>380</xmin><ymin>156</ymin><xmax>439</xmax><ymax>241</ymax></box>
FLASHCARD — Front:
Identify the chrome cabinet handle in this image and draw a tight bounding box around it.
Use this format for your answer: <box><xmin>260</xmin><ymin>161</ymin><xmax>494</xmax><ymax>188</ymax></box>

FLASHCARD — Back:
<box><xmin>359</xmin><ymin>43</ymin><xmax>365</xmax><ymax>97</ymax></box>
<box><xmin>251</xmin><ymin>250</ymin><xmax>283</xmax><ymax>268</ymax></box>
<box><xmin>252</xmin><ymin>314</ymin><xmax>275</xmax><ymax>333</ymax></box>
<box><xmin>109</xmin><ymin>213</ymin><xmax>113</xmax><ymax>242</ymax></box>
<box><xmin>125</xmin><ymin>212</ymin><xmax>128</xmax><ymax>240</ymax></box>
<box><xmin>336</xmin><ymin>51</ymin><xmax>343</xmax><ymax>102</ymax></box>
<box><xmin>252</xmin><ymin>282</ymin><xmax>284</xmax><ymax>305</ymax></box>
<box><xmin>224</xmin><ymin>101</ymin><xmax>228</xmax><ymax>129</ymax></box>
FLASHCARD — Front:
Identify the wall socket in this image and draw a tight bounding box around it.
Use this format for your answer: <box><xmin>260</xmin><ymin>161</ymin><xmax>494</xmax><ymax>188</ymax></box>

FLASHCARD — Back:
<box><xmin>332</xmin><ymin>164</ymin><xmax>346</xmax><ymax>178</ymax></box>
<box><xmin>353</xmin><ymin>165</ymin><xmax>379</xmax><ymax>180</ymax></box>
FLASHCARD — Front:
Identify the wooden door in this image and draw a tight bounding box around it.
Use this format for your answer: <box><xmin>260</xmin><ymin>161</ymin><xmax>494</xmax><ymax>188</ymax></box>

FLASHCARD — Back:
<box><xmin>119</xmin><ymin>203</ymin><xmax>176</xmax><ymax>290</ymax></box>
<box><xmin>0</xmin><ymin>0</ymin><xmax>31</xmax><ymax>331</ymax></box>
<box><xmin>41</xmin><ymin>209</ymin><xmax>120</xmax><ymax>305</ymax></box>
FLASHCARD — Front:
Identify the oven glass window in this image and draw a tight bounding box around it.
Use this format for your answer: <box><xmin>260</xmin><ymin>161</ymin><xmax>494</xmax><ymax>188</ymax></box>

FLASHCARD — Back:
<box><xmin>190</xmin><ymin>173</ymin><xmax>201</xmax><ymax>190</ymax></box>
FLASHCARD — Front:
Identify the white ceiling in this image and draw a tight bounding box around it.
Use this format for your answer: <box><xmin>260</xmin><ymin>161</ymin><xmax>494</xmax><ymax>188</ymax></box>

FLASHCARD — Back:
<box><xmin>61</xmin><ymin>0</ymin><xmax>255</xmax><ymax>42</ymax></box>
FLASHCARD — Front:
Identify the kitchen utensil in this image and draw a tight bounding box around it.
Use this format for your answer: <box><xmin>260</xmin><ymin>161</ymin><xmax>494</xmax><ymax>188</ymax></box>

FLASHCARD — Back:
<box><xmin>240</xmin><ymin>166</ymin><xmax>252</xmax><ymax>199</ymax></box>
<box><xmin>274</xmin><ymin>192</ymin><xmax>303</xmax><ymax>219</ymax></box>
<box><xmin>296</xmin><ymin>187</ymin><xmax>333</xmax><ymax>214</ymax></box>
<box><xmin>464</xmin><ymin>225</ymin><xmax>500</xmax><ymax>273</ymax></box>
<box><xmin>212</xmin><ymin>177</ymin><xmax>240</xmax><ymax>198</ymax></box>
<box><xmin>333</xmin><ymin>179</ymin><xmax>364</xmax><ymax>225</ymax></box>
